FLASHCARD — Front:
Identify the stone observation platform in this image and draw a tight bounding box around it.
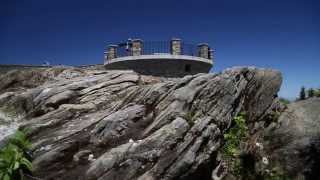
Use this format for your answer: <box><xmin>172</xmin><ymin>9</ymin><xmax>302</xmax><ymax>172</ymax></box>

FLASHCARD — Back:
<box><xmin>104</xmin><ymin>38</ymin><xmax>214</xmax><ymax>77</ymax></box>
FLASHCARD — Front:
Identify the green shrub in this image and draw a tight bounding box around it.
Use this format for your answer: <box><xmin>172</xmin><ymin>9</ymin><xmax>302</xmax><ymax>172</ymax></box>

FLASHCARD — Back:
<box><xmin>221</xmin><ymin>113</ymin><xmax>249</xmax><ymax>177</ymax></box>
<box><xmin>264</xmin><ymin>111</ymin><xmax>281</xmax><ymax>126</ymax></box>
<box><xmin>279</xmin><ymin>98</ymin><xmax>290</xmax><ymax>105</ymax></box>
<box><xmin>222</xmin><ymin>112</ymin><xmax>248</xmax><ymax>157</ymax></box>
<box><xmin>8</xmin><ymin>130</ymin><xmax>31</xmax><ymax>153</ymax></box>
<box><xmin>183</xmin><ymin>111</ymin><xmax>196</xmax><ymax>126</ymax></box>
<box><xmin>221</xmin><ymin>113</ymin><xmax>291</xmax><ymax>180</ymax></box>
<box><xmin>264</xmin><ymin>166</ymin><xmax>291</xmax><ymax>180</ymax></box>
<box><xmin>0</xmin><ymin>130</ymin><xmax>33</xmax><ymax>180</ymax></box>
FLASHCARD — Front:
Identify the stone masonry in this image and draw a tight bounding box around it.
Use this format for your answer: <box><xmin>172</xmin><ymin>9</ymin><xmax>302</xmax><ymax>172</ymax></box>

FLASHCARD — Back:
<box><xmin>104</xmin><ymin>38</ymin><xmax>213</xmax><ymax>77</ymax></box>
<box><xmin>198</xmin><ymin>43</ymin><xmax>209</xmax><ymax>59</ymax></box>
<box><xmin>107</xmin><ymin>45</ymin><xmax>118</xmax><ymax>60</ymax></box>
<box><xmin>132</xmin><ymin>39</ymin><xmax>143</xmax><ymax>56</ymax></box>
<box><xmin>170</xmin><ymin>38</ymin><xmax>182</xmax><ymax>55</ymax></box>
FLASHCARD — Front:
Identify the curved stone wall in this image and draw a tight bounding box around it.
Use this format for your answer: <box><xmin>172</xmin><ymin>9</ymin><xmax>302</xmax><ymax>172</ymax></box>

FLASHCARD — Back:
<box><xmin>104</xmin><ymin>55</ymin><xmax>213</xmax><ymax>77</ymax></box>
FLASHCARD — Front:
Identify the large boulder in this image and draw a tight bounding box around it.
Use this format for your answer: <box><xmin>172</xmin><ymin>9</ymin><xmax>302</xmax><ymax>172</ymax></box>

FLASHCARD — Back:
<box><xmin>265</xmin><ymin>97</ymin><xmax>320</xmax><ymax>179</ymax></box>
<box><xmin>0</xmin><ymin>67</ymin><xmax>282</xmax><ymax>180</ymax></box>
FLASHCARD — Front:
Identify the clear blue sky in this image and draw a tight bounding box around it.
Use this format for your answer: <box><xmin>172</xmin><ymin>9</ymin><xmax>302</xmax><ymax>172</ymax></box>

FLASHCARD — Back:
<box><xmin>0</xmin><ymin>0</ymin><xmax>319</xmax><ymax>99</ymax></box>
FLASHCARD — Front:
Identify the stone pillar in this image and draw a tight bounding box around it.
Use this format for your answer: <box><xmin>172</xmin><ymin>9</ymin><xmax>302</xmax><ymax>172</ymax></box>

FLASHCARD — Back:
<box><xmin>107</xmin><ymin>45</ymin><xmax>118</xmax><ymax>60</ymax></box>
<box><xmin>198</xmin><ymin>43</ymin><xmax>209</xmax><ymax>59</ymax></box>
<box><xmin>209</xmin><ymin>49</ymin><xmax>215</xmax><ymax>62</ymax></box>
<box><xmin>104</xmin><ymin>51</ymin><xmax>108</xmax><ymax>63</ymax></box>
<box><xmin>132</xmin><ymin>39</ymin><xmax>143</xmax><ymax>56</ymax></box>
<box><xmin>170</xmin><ymin>38</ymin><xmax>182</xmax><ymax>55</ymax></box>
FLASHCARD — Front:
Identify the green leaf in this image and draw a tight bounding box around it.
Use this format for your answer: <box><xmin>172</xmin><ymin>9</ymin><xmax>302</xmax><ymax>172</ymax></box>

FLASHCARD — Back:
<box><xmin>8</xmin><ymin>130</ymin><xmax>32</xmax><ymax>151</ymax></box>
<box><xmin>3</xmin><ymin>174</ymin><xmax>11</xmax><ymax>180</ymax></box>
<box><xmin>21</xmin><ymin>157</ymin><xmax>32</xmax><ymax>171</ymax></box>
<box><xmin>0</xmin><ymin>130</ymin><xmax>33</xmax><ymax>180</ymax></box>
<box><xmin>14</xmin><ymin>161</ymin><xmax>20</xmax><ymax>170</ymax></box>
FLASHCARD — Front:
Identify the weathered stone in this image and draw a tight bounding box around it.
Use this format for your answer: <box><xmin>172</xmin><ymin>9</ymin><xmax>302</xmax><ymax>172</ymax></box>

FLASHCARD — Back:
<box><xmin>90</xmin><ymin>104</ymin><xmax>146</xmax><ymax>146</ymax></box>
<box><xmin>171</xmin><ymin>39</ymin><xmax>182</xmax><ymax>55</ymax></box>
<box><xmin>0</xmin><ymin>66</ymin><xmax>283</xmax><ymax>180</ymax></box>
<box><xmin>73</xmin><ymin>150</ymin><xmax>92</xmax><ymax>164</ymax></box>
<box><xmin>45</xmin><ymin>90</ymin><xmax>78</xmax><ymax>109</ymax></box>
<box><xmin>107</xmin><ymin>45</ymin><xmax>118</xmax><ymax>60</ymax></box>
<box><xmin>265</xmin><ymin>97</ymin><xmax>320</xmax><ymax>179</ymax></box>
<box><xmin>132</xmin><ymin>39</ymin><xmax>143</xmax><ymax>56</ymax></box>
<box><xmin>198</xmin><ymin>43</ymin><xmax>209</xmax><ymax>59</ymax></box>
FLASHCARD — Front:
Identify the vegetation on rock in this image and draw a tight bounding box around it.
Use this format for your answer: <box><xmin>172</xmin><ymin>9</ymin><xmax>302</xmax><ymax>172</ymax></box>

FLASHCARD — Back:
<box><xmin>0</xmin><ymin>130</ymin><xmax>33</xmax><ymax>180</ymax></box>
<box><xmin>221</xmin><ymin>113</ymin><xmax>249</xmax><ymax>178</ymax></box>
<box><xmin>182</xmin><ymin>111</ymin><xmax>196</xmax><ymax>126</ymax></box>
<box><xmin>279</xmin><ymin>98</ymin><xmax>290</xmax><ymax>105</ymax></box>
<box><xmin>222</xmin><ymin>113</ymin><xmax>248</xmax><ymax>158</ymax></box>
<box><xmin>298</xmin><ymin>86</ymin><xmax>320</xmax><ymax>100</ymax></box>
<box><xmin>221</xmin><ymin>112</ymin><xmax>290</xmax><ymax>180</ymax></box>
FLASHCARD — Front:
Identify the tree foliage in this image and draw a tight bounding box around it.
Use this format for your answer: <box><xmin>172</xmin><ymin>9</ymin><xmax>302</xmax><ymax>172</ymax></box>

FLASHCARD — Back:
<box><xmin>279</xmin><ymin>97</ymin><xmax>290</xmax><ymax>105</ymax></box>
<box><xmin>314</xmin><ymin>89</ymin><xmax>320</xmax><ymax>97</ymax></box>
<box><xmin>298</xmin><ymin>86</ymin><xmax>320</xmax><ymax>100</ymax></box>
<box><xmin>307</xmin><ymin>88</ymin><xmax>314</xmax><ymax>98</ymax></box>
<box><xmin>299</xmin><ymin>86</ymin><xmax>306</xmax><ymax>100</ymax></box>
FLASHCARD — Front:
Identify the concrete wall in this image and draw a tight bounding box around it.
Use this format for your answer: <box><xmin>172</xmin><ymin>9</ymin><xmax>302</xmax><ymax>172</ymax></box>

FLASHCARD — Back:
<box><xmin>105</xmin><ymin>58</ymin><xmax>212</xmax><ymax>77</ymax></box>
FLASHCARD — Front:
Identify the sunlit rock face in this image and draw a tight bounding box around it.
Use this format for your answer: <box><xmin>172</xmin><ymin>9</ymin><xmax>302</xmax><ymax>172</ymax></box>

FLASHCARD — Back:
<box><xmin>0</xmin><ymin>66</ymin><xmax>282</xmax><ymax>180</ymax></box>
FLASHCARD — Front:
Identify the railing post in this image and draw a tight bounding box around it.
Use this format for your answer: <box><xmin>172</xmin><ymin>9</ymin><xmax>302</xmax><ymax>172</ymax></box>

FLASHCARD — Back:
<box><xmin>198</xmin><ymin>43</ymin><xmax>209</xmax><ymax>59</ymax></box>
<box><xmin>107</xmin><ymin>45</ymin><xmax>118</xmax><ymax>60</ymax></box>
<box><xmin>170</xmin><ymin>38</ymin><xmax>182</xmax><ymax>55</ymax></box>
<box><xmin>132</xmin><ymin>39</ymin><xmax>143</xmax><ymax>56</ymax></box>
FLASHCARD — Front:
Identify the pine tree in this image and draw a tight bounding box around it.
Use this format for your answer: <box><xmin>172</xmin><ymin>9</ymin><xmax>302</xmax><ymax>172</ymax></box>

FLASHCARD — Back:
<box><xmin>316</xmin><ymin>89</ymin><xmax>320</xmax><ymax>97</ymax></box>
<box><xmin>299</xmin><ymin>86</ymin><xmax>306</xmax><ymax>100</ymax></box>
<box><xmin>307</xmin><ymin>88</ymin><xmax>314</xmax><ymax>98</ymax></box>
<box><xmin>315</xmin><ymin>89</ymin><xmax>320</xmax><ymax>97</ymax></box>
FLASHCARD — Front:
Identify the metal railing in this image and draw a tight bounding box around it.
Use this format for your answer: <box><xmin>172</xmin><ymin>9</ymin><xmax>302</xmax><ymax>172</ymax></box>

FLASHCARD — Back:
<box><xmin>143</xmin><ymin>41</ymin><xmax>171</xmax><ymax>55</ymax></box>
<box><xmin>113</xmin><ymin>41</ymin><xmax>206</xmax><ymax>58</ymax></box>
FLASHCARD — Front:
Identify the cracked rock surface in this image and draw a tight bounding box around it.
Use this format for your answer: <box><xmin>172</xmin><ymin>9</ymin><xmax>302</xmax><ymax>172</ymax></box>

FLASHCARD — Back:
<box><xmin>265</xmin><ymin>97</ymin><xmax>320</xmax><ymax>179</ymax></box>
<box><xmin>0</xmin><ymin>67</ymin><xmax>282</xmax><ymax>180</ymax></box>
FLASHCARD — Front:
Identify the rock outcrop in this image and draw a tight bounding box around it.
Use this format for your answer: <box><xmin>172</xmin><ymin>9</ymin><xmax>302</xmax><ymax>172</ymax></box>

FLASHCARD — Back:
<box><xmin>265</xmin><ymin>97</ymin><xmax>320</xmax><ymax>179</ymax></box>
<box><xmin>0</xmin><ymin>67</ymin><xmax>282</xmax><ymax>180</ymax></box>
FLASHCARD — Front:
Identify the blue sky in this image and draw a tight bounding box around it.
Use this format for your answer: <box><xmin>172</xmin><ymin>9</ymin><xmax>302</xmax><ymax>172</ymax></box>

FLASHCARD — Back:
<box><xmin>0</xmin><ymin>0</ymin><xmax>319</xmax><ymax>99</ymax></box>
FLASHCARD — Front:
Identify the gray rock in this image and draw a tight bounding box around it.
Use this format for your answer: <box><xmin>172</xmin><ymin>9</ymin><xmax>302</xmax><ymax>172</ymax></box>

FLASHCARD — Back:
<box><xmin>0</xmin><ymin>67</ymin><xmax>282</xmax><ymax>179</ymax></box>
<box><xmin>265</xmin><ymin>97</ymin><xmax>320</xmax><ymax>179</ymax></box>
<box><xmin>45</xmin><ymin>90</ymin><xmax>78</xmax><ymax>109</ymax></box>
<box><xmin>90</xmin><ymin>104</ymin><xmax>146</xmax><ymax>146</ymax></box>
<box><xmin>73</xmin><ymin>150</ymin><xmax>92</xmax><ymax>164</ymax></box>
